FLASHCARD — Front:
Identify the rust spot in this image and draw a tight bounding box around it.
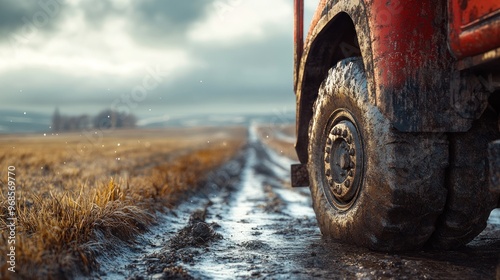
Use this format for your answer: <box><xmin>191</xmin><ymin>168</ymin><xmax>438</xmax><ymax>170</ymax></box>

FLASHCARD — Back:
<box><xmin>469</xmin><ymin>6</ymin><xmax>479</xmax><ymax>22</ymax></box>
<box><xmin>460</xmin><ymin>0</ymin><xmax>468</xmax><ymax>10</ymax></box>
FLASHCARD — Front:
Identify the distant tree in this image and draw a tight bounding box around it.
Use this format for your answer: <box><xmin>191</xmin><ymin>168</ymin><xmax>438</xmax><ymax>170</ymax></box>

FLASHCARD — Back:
<box><xmin>52</xmin><ymin>108</ymin><xmax>62</xmax><ymax>132</ymax></box>
<box><xmin>52</xmin><ymin>108</ymin><xmax>135</xmax><ymax>132</ymax></box>
<box><xmin>93</xmin><ymin>109</ymin><xmax>136</xmax><ymax>130</ymax></box>
<box><xmin>94</xmin><ymin>109</ymin><xmax>114</xmax><ymax>129</ymax></box>
<box><xmin>77</xmin><ymin>115</ymin><xmax>90</xmax><ymax>130</ymax></box>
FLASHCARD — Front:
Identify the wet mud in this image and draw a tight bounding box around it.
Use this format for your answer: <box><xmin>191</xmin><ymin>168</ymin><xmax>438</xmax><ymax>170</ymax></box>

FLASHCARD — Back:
<box><xmin>98</xmin><ymin>125</ymin><xmax>500</xmax><ymax>279</ymax></box>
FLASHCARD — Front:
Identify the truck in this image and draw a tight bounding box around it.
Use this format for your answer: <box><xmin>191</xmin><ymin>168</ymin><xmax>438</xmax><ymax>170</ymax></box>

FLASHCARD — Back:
<box><xmin>291</xmin><ymin>0</ymin><xmax>500</xmax><ymax>251</ymax></box>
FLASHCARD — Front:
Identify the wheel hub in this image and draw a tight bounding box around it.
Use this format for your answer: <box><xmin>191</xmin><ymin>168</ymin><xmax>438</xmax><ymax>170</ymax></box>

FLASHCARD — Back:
<box><xmin>324</xmin><ymin>115</ymin><xmax>363</xmax><ymax>207</ymax></box>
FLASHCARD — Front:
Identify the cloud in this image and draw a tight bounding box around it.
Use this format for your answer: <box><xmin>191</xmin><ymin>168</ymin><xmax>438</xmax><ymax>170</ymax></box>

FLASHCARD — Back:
<box><xmin>188</xmin><ymin>0</ymin><xmax>291</xmax><ymax>45</ymax></box>
<box><xmin>142</xmin><ymin>29</ymin><xmax>295</xmax><ymax>115</ymax></box>
<box><xmin>77</xmin><ymin>0</ymin><xmax>122</xmax><ymax>28</ymax></box>
<box><xmin>0</xmin><ymin>1</ymin><xmax>66</xmax><ymax>42</ymax></box>
<box><xmin>0</xmin><ymin>0</ymin><xmax>302</xmax><ymax>120</ymax></box>
<box><xmin>0</xmin><ymin>1</ymin><xmax>193</xmax><ymax>78</ymax></box>
<box><xmin>127</xmin><ymin>0</ymin><xmax>215</xmax><ymax>46</ymax></box>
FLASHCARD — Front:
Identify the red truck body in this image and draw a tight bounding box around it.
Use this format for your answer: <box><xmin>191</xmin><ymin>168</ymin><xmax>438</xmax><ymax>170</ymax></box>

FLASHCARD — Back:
<box><xmin>293</xmin><ymin>0</ymin><xmax>500</xmax><ymax>163</ymax></box>
<box><xmin>449</xmin><ymin>0</ymin><xmax>500</xmax><ymax>59</ymax></box>
<box><xmin>291</xmin><ymin>0</ymin><xmax>500</xmax><ymax>250</ymax></box>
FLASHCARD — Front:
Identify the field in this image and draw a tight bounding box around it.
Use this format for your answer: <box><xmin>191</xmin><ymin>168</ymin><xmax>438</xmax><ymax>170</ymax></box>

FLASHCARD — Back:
<box><xmin>0</xmin><ymin>127</ymin><xmax>245</xmax><ymax>279</ymax></box>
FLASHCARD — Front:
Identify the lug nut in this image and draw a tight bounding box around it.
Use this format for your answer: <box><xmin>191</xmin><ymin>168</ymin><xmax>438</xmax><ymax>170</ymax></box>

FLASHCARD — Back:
<box><xmin>348</xmin><ymin>170</ymin><xmax>353</xmax><ymax>177</ymax></box>
<box><xmin>342</xmin><ymin>130</ymin><xmax>348</xmax><ymax>138</ymax></box>
<box><xmin>336</xmin><ymin>185</ymin><xmax>342</xmax><ymax>195</ymax></box>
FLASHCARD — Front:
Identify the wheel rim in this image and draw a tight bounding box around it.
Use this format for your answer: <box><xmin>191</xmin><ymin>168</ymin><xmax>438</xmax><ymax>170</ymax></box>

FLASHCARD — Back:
<box><xmin>323</xmin><ymin>110</ymin><xmax>363</xmax><ymax>210</ymax></box>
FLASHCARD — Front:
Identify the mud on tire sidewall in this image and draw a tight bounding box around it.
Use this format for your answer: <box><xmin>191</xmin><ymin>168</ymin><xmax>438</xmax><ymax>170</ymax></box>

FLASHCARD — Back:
<box><xmin>308</xmin><ymin>58</ymin><xmax>448</xmax><ymax>251</ymax></box>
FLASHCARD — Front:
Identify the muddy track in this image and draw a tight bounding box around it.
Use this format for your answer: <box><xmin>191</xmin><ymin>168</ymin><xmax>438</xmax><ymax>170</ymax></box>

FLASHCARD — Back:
<box><xmin>96</xmin><ymin>125</ymin><xmax>500</xmax><ymax>280</ymax></box>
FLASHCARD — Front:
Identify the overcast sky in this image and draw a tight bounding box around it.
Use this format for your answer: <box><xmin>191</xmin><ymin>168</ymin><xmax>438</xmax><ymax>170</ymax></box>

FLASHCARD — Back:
<box><xmin>0</xmin><ymin>0</ymin><xmax>317</xmax><ymax>120</ymax></box>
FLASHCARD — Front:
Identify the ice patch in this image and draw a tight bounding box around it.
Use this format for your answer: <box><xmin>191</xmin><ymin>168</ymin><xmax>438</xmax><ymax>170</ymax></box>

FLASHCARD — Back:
<box><xmin>488</xmin><ymin>209</ymin><xmax>500</xmax><ymax>225</ymax></box>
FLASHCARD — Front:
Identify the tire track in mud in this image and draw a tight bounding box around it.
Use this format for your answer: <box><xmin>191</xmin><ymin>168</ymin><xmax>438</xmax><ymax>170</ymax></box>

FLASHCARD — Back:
<box><xmin>97</xmin><ymin>124</ymin><xmax>318</xmax><ymax>279</ymax></box>
<box><xmin>183</xmin><ymin>124</ymin><xmax>318</xmax><ymax>279</ymax></box>
<box><xmin>97</xmin><ymin>124</ymin><xmax>500</xmax><ymax>279</ymax></box>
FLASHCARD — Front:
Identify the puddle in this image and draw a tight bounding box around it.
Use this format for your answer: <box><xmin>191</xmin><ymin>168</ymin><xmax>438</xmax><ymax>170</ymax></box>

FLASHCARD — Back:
<box><xmin>488</xmin><ymin>209</ymin><xmax>500</xmax><ymax>225</ymax></box>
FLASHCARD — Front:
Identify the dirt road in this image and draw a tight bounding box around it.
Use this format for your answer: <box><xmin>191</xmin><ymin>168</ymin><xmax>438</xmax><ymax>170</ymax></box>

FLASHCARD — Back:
<box><xmin>98</xmin><ymin>125</ymin><xmax>500</xmax><ymax>279</ymax></box>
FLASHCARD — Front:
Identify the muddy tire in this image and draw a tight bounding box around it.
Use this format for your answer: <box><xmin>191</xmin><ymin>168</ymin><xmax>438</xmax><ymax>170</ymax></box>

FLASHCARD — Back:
<box><xmin>430</xmin><ymin>110</ymin><xmax>500</xmax><ymax>249</ymax></box>
<box><xmin>308</xmin><ymin>58</ymin><xmax>448</xmax><ymax>251</ymax></box>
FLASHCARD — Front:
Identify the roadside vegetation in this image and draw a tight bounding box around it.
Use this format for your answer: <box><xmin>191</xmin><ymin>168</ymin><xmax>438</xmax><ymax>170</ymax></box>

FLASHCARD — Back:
<box><xmin>0</xmin><ymin>128</ymin><xmax>245</xmax><ymax>279</ymax></box>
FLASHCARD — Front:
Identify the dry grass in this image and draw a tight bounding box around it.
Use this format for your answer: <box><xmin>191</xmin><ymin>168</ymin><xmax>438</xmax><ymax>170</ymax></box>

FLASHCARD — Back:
<box><xmin>0</xmin><ymin>127</ymin><xmax>245</xmax><ymax>279</ymax></box>
<box><xmin>258</xmin><ymin>124</ymin><xmax>298</xmax><ymax>161</ymax></box>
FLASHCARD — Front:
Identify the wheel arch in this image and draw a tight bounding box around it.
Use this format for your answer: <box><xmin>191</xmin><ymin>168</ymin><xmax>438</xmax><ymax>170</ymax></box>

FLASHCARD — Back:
<box><xmin>295</xmin><ymin>0</ymin><xmax>375</xmax><ymax>163</ymax></box>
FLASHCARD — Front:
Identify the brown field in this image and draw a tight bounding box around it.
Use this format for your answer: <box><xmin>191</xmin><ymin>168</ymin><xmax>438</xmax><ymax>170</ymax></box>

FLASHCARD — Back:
<box><xmin>258</xmin><ymin>124</ymin><xmax>298</xmax><ymax>160</ymax></box>
<box><xmin>0</xmin><ymin>127</ymin><xmax>245</xmax><ymax>279</ymax></box>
